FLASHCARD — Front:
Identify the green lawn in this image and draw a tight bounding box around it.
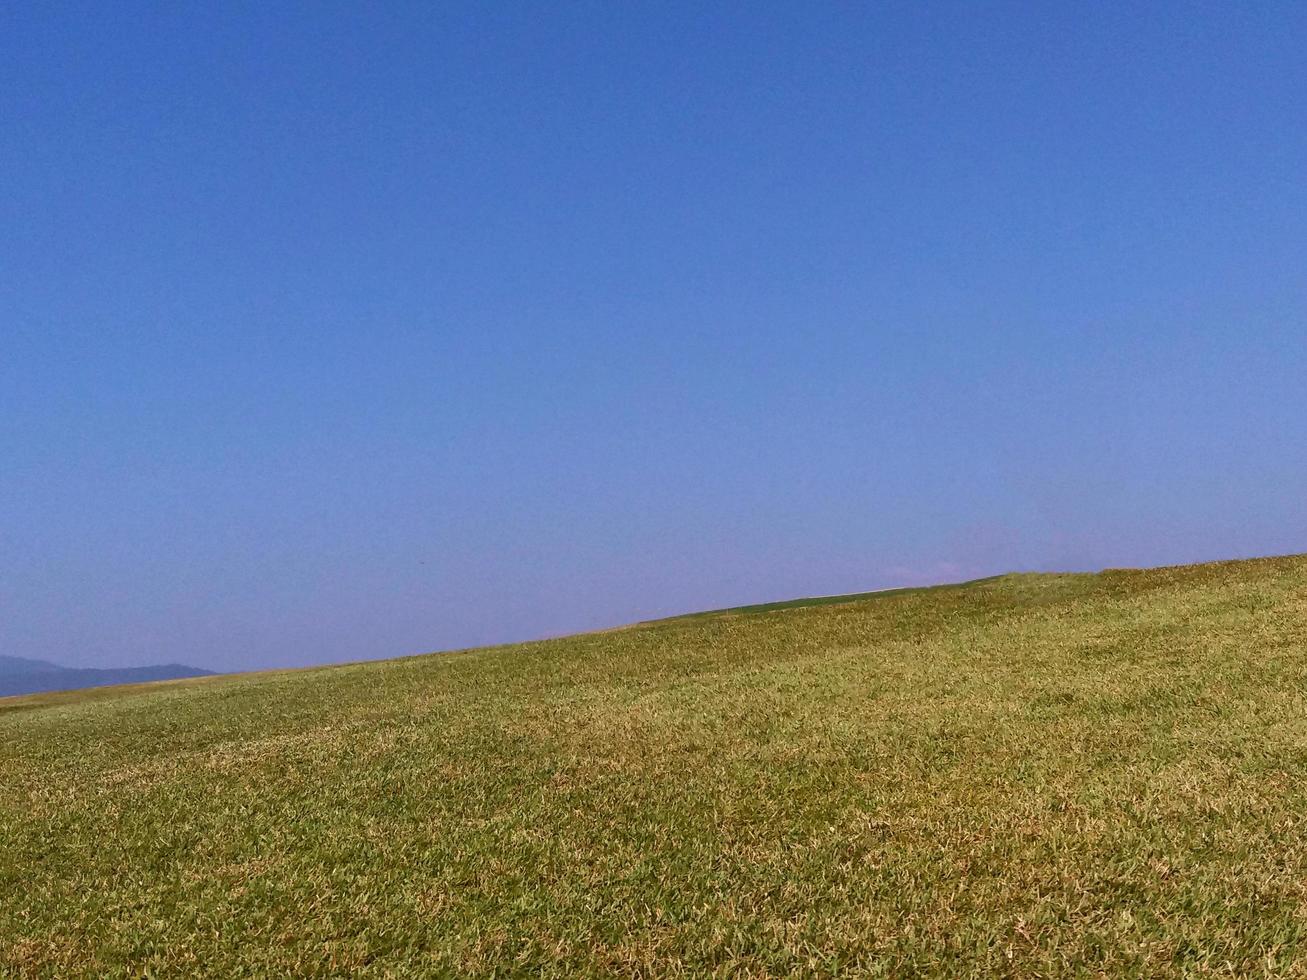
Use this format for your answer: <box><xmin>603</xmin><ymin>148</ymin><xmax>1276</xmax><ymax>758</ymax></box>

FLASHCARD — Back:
<box><xmin>4</xmin><ymin>554</ymin><xmax>1307</xmax><ymax>976</ymax></box>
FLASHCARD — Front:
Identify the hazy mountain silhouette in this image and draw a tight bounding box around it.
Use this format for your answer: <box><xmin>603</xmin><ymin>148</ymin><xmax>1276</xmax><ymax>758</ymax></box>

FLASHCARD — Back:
<box><xmin>0</xmin><ymin>655</ymin><xmax>214</xmax><ymax>697</ymax></box>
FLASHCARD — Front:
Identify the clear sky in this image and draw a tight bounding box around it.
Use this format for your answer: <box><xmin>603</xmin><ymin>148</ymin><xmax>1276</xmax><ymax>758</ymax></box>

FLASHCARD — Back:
<box><xmin>3</xmin><ymin>2</ymin><xmax>1304</xmax><ymax>672</ymax></box>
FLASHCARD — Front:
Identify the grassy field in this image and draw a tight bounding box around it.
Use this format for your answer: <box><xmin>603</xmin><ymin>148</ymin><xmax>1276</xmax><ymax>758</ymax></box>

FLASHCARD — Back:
<box><xmin>4</xmin><ymin>554</ymin><xmax>1307</xmax><ymax>977</ymax></box>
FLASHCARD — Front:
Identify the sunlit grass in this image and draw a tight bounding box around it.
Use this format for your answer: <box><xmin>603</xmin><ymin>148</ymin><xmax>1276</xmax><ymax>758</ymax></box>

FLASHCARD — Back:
<box><xmin>3</xmin><ymin>555</ymin><xmax>1307</xmax><ymax>976</ymax></box>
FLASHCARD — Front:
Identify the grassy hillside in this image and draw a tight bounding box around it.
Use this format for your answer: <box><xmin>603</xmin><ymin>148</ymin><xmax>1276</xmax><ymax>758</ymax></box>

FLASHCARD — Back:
<box><xmin>4</xmin><ymin>555</ymin><xmax>1307</xmax><ymax>977</ymax></box>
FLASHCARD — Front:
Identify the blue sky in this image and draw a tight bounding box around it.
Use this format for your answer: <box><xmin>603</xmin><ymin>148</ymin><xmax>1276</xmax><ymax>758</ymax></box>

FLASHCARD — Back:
<box><xmin>3</xmin><ymin>2</ymin><xmax>1305</xmax><ymax>671</ymax></box>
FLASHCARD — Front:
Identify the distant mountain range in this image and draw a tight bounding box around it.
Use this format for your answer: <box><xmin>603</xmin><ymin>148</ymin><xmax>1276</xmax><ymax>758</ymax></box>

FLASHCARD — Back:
<box><xmin>0</xmin><ymin>655</ymin><xmax>215</xmax><ymax>698</ymax></box>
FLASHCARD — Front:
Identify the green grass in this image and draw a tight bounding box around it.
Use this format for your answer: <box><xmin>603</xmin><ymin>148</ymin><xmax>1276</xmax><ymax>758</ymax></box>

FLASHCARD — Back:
<box><xmin>4</xmin><ymin>554</ymin><xmax>1307</xmax><ymax>976</ymax></box>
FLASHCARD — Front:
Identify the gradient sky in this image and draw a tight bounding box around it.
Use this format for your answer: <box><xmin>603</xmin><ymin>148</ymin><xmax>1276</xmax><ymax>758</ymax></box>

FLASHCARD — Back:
<box><xmin>3</xmin><ymin>2</ymin><xmax>1305</xmax><ymax>672</ymax></box>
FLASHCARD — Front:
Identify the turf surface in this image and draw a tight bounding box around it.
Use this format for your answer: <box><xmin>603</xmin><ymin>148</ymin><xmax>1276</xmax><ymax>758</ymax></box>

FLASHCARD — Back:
<box><xmin>4</xmin><ymin>554</ymin><xmax>1307</xmax><ymax>976</ymax></box>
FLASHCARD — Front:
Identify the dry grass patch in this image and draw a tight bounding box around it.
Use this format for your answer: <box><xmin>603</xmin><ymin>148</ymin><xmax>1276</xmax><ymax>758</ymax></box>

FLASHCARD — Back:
<box><xmin>3</xmin><ymin>555</ymin><xmax>1307</xmax><ymax>976</ymax></box>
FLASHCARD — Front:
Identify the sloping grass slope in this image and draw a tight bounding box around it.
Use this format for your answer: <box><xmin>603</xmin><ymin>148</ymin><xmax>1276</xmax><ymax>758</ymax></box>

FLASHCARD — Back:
<box><xmin>3</xmin><ymin>555</ymin><xmax>1307</xmax><ymax>976</ymax></box>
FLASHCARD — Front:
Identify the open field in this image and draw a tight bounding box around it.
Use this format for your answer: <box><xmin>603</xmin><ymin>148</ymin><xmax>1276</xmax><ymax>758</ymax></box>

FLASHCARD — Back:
<box><xmin>4</xmin><ymin>554</ymin><xmax>1307</xmax><ymax>976</ymax></box>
